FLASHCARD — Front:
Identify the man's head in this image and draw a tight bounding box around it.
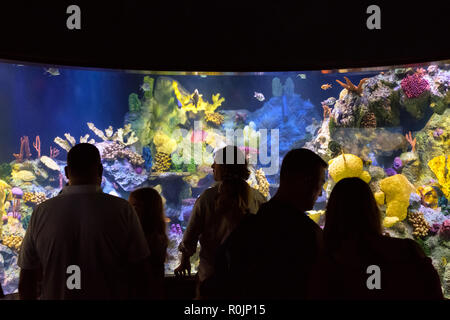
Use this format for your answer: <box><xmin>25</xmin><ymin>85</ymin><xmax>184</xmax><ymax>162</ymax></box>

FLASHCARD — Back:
<box><xmin>277</xmin><ymin>148</ymin><xmax>328</xmax><ymax>211</ymax></box>
<box><xmin>65</xmin><ymin>143</ymin><xmax>103</xmax><ymax>186</ymax></box>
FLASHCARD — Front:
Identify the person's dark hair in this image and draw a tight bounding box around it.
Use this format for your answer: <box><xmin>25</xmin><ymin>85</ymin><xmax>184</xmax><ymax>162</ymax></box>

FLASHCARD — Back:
<box><xmin>214</xmin><ymin>146</ymin><xmax>251</xmax><ymax>230</ymax></box>
<box><xmin>129</xmin><ymin>187</ymin><xmax>168</xmax><ymax>247</ymax></box>
<box><xmin>279</xmin><ymin>148</ymin><xmax>328</xmax><ymax>184</ymax></box>
<box><xmin>324</xmin><ymin>177</ymin><xmax>383</xmax><ymax>254</ymax></box>
<box><xmin>67</xmin><ymin>143</ymin><xmax>102</xmax><ymax>179</ymax></box>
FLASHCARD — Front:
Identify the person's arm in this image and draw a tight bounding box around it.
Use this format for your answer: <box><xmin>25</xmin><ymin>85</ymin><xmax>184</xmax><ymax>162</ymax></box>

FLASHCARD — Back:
<box><xmin>18</xmin><ymin>207</ymin><xmax>42</xmax><ymax>300</ymax></box>
<box><xmin>175</xmin><ymin>197</ymin><xmax>205</xmax><ymax>277</ymax></box>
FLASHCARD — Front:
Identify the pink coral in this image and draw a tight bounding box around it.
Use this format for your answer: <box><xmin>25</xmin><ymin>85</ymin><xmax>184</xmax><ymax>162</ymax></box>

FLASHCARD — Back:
<box><xmin>401</xmin><ymin>74</ymin><xmax>430</xmax><ymax>98</ymax></box>
<box><xmin>439</xmin><ymin>219</ymin><xmax>450</xmax><ymax>240</ymax></box>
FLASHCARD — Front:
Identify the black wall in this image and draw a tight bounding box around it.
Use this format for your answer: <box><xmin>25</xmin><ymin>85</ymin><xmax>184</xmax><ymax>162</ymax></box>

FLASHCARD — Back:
<box><xmin>0</xmin><ymin>1</ymin><xmax>448</xmax><ymax>71</ymax></box>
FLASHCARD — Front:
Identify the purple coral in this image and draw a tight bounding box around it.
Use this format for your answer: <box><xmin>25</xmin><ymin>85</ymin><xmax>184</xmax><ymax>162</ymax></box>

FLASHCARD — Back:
<box><xmin>430</xmin><ymin>223</ymin><xmax>441</xmax><ymax>234</ymax></box>
<box><xmin>134</xmin><ymin>166</ymin><xmax>143</xmax><ymax>174</ymax></box>
<box><xmin>439</xmin><ymin>219</ymin><xmax>450</xmax><ymax>240</ymax></box>
<box><xmin>401</xmin><ymin>74</ymin><xmax>430</xmax><ymax>98</ymax></box>
<box><xmin>393</xmin><ymin>157</ymin><xmax>403</xmax><ymax>171</ymax></box>
<box><xmin>433</xmin><ymin>128</ymin><xmax>444</xmax><ymax>138</ymax></box>
<box><xmin>385</xmin><ymin>168</ymin><xmax>397</xmax><ymax>176</ymax></box>
<box><xmin>11</xmin><ymin>187</ymin><xmax>23</xmax><ymax>199</ymax></box>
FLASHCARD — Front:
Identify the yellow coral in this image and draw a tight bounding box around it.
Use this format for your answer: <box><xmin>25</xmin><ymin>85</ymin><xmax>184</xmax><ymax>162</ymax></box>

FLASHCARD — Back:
<box><xmin>417</xmin><ymin>185</ymin><xmax>438</xmax><ymax>208</ymax></box>
<box><xmin>0</xmin><ymin>180</ymin><xmax>12</xmax><ymax>219</ymax></box>
<box><xmin>254</xmin><ymin>168</ymin><xmax>270</xmax><ymax>198</ymax></box>
<box><xmin>12</xmin><ymin>170</ymin><xmax>36</xmax><ymax>182</ymax></box>
<box><xmin>23</xmin><ymin>192</ymin><xmax>46</xmax><ymax>204</ymax></box>
<box><xmin>87</xmin><ymin>123</ymin><xmax>138</xmax><ymax>146</ymax></box>
<box><xmin>153</xmin><ymin>152</ymin><xmax>171</xmax><ymax>172</ymax></box>
<box><xmin>172</xmin><ymin>81</ymin><xmax>224</xmax><ymax>114</ymax></box>
<box><xmin>153</xmin><ymin>131</ymin><xmax>178</xmax><ymax>155</ymax></box>
<box><xmin>374</xmin><ymin>191</ymin><xmax>385</xmax><ymax>206</ymax></box>
<box><xmin>307</xmin><ymin>210</ymin><xmax>325</xmax><ymax>224</ymax></box>
<box><xmin>408</xmin><ymin>211</ymin><xmax>430</xmax><ymax>238</ymax></box>
<box><xmin>379</xmin><ymin>174</ymin><xmax>416</xmax><ymax>228</ymax></box>
<box><xmin>428</xmin><ymin>155</ymin><xmax>450</xmax><ymax>198</ymax></box>
<box><xmin>205</xmin><ymin>112</ymin><xmax>224</xmax><ymax>125</ymax></box>
<box><xmin>40</xmin><ymin>156</ymin><xmax>60</xmax><ymax>171</ymax></box>
<box><xmin>328</xmin><ymin>153</ymin><xmax>371</xmax><ymax>183</ymax></box>
<box><xmin>1</xmin><ymin>234</ymin><xmax>23</xmax><ymax>251</ymax></box>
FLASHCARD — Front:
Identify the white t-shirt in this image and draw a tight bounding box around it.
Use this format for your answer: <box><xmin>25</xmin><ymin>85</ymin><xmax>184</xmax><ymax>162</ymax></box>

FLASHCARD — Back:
<box><xmin>179</xmin><ymin>184</ymin><xmax>266</xmax><ymax>282</ymax></box>
<box><xmin>18</xmin><ymin>185</ymin><xmax>150</xmax><ymax>299</ymax></box>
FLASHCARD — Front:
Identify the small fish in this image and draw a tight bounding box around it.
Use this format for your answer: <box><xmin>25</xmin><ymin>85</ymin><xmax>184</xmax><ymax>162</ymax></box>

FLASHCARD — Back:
<box><xmin>322</xmin><ymin>97</ymin><xmax>336</xmax><ymax>106</ymax></box>
<box><xmin>296</xmin><ymin>73</ymin><xmax>307</xmax><ymax>79</ymax></box>
<box><xmin>44</xmin><ymin>68</ymin><xmax>60</xmax><ymax>76</ymax></box>
<box><xmin>200</xmin><ymin>75</ymin><xmax>207</xmax><ymax>78</ymax></box>
<box><xmin>140</xmin><ymin>83</ymin><xmax>151</xmax><ymax>91</ymax></box>
<box><xmin>442</xmin><ymin>257</ymin><xmax>447</xmax><ymax>267</ymax></box>
<box><xmin>321</xmin><ymin>70</ymin><xmax>332</xmax><ymax>74</ymax></box>
<box><xmin>321</xmin><ymin>84</ymin><xmax>332</xmax><ymax>90</ymax></box>
<box><xmin>430</xmin><ymin>102</ymin><xmax>436</xmax><ymax>107</ymax></box>
<box><xmin>254</xmin><ymin>92</ymin><xmax>265</xmax><ymax>102</ymax></box>
<box><xmin>190</xmin><ymin>89</ymin><xmax>201</xmax><ymax>107</ymax></box>
<box><xmin>177</xmin><ymin>99</ymin><xmax>183</xmax><ymax>108</ymax></box>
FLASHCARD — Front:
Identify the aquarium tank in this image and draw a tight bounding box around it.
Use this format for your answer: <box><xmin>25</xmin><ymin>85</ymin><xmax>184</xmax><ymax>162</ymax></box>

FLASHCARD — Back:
<box><xmin>0</xmin><ymin>59</ymin><xmax>449</xmax><ymax>297</ymax></box>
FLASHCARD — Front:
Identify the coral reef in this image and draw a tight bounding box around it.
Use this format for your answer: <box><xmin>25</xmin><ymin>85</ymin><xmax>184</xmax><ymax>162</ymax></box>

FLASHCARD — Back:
<box><xmin>248</xmin><ymin>168</ymin><xmax>270</xmax><ymax>198</ymax></box>
<box><xmin>405</xmin><ymin>131</ymin><xmax>417</xmax><ymax>153</ymax></box>
<box><xmin>401</xmin><ymin>73</ymin><xmax>430</xmax><ymax>99</ymax></box>
<box><xmin>439</xmin><ymin>219</ymin><xmax>450</xmax><ymax>240</ymax></box>
<box><xmin>428</xmin><ymin>155</ymin><xmax>450</xmax><ymax>198</ymax></box>
<box><xmin>172</xmin><ymin>81</ymin><xmax>224</xmax><ymax>115</ymax></box>
<box><xmin>336</xmin><ymin>77</ymin><xmax>368</xmax><ymax>95</ymax></box>
<box><xmin>23</xmin><ymin>192</ymin><xmax>46</xmax><ymax>205</ymax></box>
<box><xmin>360</xmin><ymin>112</ymin><xmax>377</xmax><ymax>128</ymax></box>
<box><xmin>408</xmin><ymin>211</ymin><xmax>430</xmax><ymax>238</ymax></box>
<box><xmin>153</xmin><ymin>131</ymin><xmax>178</xmax><ymax>155</ymax></box>
<box><xmin>11</xmin><ymin>170</ymin><xmax>35</xmax><ymax>182</ymax></box>
<box><xmin>39</xmin><ymin>156</ymin><xmax>60</xmax><ymax>172</ymax></box>
<box><xmin>13</xmin><ymin>136</ymin><xmax>32</xmax><ymax>162</ymax></box>
<box><xmin>102</xmin><ymin>159</ymin><xmax>147</xmax><ymax>192</ymax></box>
<box><xmin>101</xmin><ymin>141</ymin><xmax>145</xmax><ymax>166</ymax></box>
<box><xmin>379</xmin><ymin>174</ymin><xmax>416</xmax><ymax>228</ymax></box>
<box><xmin>204</xmin><ymin>112</ymin><xmax>224</xmax><ymax>125</ymax></box>
<box><xmin>153</xmin><ymin>152</ymin><xmax>171</xmax><ymax>172</ymax></box>
<box><xmin>87</xmin><ymin>123</ymin><xmax>138</xmax><ymax>146</ymax></box>
<box><xmin>1</xmin><ymin>235</ymin><xmax>23</xmax><ymax>251</ymax></box>
<box><xmin>327</xmin><ymin>153</ymin><xmax>371</xmax><ymax>184</ymax></box>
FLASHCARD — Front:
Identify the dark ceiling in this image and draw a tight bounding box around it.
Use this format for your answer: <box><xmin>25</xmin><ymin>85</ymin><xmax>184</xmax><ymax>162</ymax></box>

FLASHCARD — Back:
<box><xmin>0</xmin><ymin>1</ymin><xmax>448</xmax><ymax>71</ymax></box>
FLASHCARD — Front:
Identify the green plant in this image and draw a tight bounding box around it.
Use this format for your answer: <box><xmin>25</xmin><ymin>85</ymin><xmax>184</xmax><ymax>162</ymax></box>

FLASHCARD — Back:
<box><xmin>0</xmin><ymin>163</ymin><xmax>12</xmax><ymax>182</ymax></box>
<box><xmin>128</xmin><ymin>93</ymin><xmax>141</xmax><ymax>112</ymax></box>
<box><xmin>187</xmin><ymin>158</ymin><xmax>197</xmax><ymax>174</ymax></box>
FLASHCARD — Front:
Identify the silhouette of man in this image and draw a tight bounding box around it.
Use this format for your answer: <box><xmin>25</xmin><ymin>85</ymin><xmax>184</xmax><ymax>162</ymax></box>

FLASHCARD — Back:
<box><xmin>213</xmin><ymin>148</ymin><xmax>327</xmax><ymax>299</ymax></box>
<box><xmin>18</xmin><ymin>143</ymin><xmax>152</xmax><ymax>299</ymax></box>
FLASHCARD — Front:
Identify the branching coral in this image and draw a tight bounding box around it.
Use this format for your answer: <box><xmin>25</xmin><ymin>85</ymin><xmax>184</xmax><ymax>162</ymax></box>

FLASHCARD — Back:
<box><xmin>172</xmin><ymin>81</ymin><xmax>225</xmax><ymax>114</ymax></box>
<box><xmin>87</xmin><ymin>123</ymin><xmax>138</xmax><ymax>146</ymax></box>
<box><xmin>405</xmin><ymin>131</ymin><xmax>417</xmax><ymax>152</ymax></box>
<box><xmin>54</xmin><ymin>132</ymin><xmax>95</xmax><ymax>152</ymax></box>
<box><xmin>336</xmin><ymin>77</ymin><xmax>369</xmax><ymax>95</ymax></box>
<box><xmin>101</xmin><ymin>141</ymin><xmax>145</xmax><ymax>166</ymax></box>
<box><xmin>428</xmin><ymin>155</ymin><xmax>450</xmax><ymax>198</ymax></box>
<box><xmin>408</xmin><ymin>211</ymin><xmax>430</xmax><ymax>238</ymax></box>
<box><xmin>204</xmin><ymin>112</ymin><xmax>224</xmax><ymax>125</ymax></box>
<box><xmin>360</xmin><ymin>112</ymin><xmax>377</xmax><ymax>128</ymax></box>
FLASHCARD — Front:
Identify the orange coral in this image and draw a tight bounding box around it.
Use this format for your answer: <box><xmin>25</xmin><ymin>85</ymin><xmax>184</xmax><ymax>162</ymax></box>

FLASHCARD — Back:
<box><xmin>322</xmin><ymin>104</ymin><xmax>332</xmax><ymax>118</ymax></box>
<box><xmin>405</xmin><ymin>131</ymin><xmax>416</xmax><ymax>152</ymax></box>
<box><xmin>336</xmin><ymin>76</ymin><xmax>369</xmax><ymax>95</ymax></box>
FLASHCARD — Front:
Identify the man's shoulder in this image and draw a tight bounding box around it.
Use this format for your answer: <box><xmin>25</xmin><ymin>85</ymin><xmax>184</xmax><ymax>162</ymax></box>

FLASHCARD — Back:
<box><xmin>40</xmin><ymin>192</ymin><xmax>131</xmax><ymax>211</ymax></box>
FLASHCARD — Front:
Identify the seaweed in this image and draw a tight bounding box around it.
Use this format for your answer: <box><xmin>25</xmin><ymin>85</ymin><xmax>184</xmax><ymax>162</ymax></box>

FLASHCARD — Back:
<box><xmin>415</xmin><ymin>237</ymin><xmax>432</xmax><ymax>256</ymax></box>
<box><xmin>329</xmin><ymin>117</ymin><xmax>337</xmax><ymax>136</ymax></box>
<box><xmin>128</xmin><ymin>93</ymin><xmax>141</xmax><ymax>112</ymax></box>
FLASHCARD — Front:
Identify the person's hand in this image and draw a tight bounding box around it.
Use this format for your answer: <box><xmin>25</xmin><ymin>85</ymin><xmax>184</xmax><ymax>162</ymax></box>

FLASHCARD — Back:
<box><xmin>174</xmin><ymin>256</ymin><xmax>191</xmax><ymax>277</ymax></box>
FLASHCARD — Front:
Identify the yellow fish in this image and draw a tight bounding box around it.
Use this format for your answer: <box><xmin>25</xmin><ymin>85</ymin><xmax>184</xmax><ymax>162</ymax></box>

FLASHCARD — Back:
<box><xmin>430</xmin><ymin>102</ymin><xmax>436</xmax><ymax>107</ymax></box>
<box><xmin>443</xmin><ymin>257</ymin><xmax>448</xmax><ymax>267</ymax></box>
<box><xmin>321</xmin><ymin>83</ymin><xmax>332</xmax><ymax>90</ymax></box>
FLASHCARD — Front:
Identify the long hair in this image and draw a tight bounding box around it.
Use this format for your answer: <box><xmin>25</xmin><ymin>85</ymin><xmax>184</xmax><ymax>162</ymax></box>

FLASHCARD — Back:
<box><xmin>324</xmin><ymin>177</ymin><xmax>382</xmax><ymax>254</ymax></box>
<box><xmin>214</xmin><ymin>146</ymin><xmax>251</xmax><ymax>231</ymax></box>
<box><xmin>129</xmin><ymin>187</ymin><xmax>168</xmax><ymax>247</ymax></box>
